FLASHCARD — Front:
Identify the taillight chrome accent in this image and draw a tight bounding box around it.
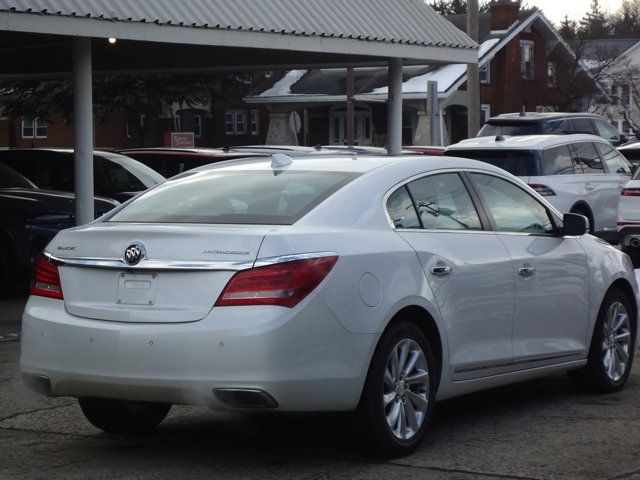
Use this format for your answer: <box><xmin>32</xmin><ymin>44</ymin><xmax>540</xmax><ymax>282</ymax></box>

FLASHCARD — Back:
<box><xmin>528</xmin><ymin>184</ymin><xmax>556</xmax><ymax>196</ymax></box>
<box><xmin>215</xmin><ymin>255</ymin><xmax>339</xmax><ymax>308</ymax></box>
<box><xmin>621</xmin><ymin>188</ymin><xmax>640</xmax><ymax>197</ymax></box>
<box><xmin>30</xmin><ymin>255</ymin><xmax>63</xmax><ymax>300</ymax></box>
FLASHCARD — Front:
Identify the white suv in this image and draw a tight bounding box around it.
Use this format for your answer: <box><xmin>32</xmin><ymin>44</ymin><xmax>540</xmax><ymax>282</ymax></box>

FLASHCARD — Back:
<box><xmin>447</xmin><ymin>135</ymin><xmax>632</xmax><ymax>242</ymax></box>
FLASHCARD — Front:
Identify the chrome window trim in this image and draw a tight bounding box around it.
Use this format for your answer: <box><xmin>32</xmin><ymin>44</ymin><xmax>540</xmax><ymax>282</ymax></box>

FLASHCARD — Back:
<box><xmin>43</xmin><ymin>250</ymin><xmax>338</xmax><ymax>272</ymax></box>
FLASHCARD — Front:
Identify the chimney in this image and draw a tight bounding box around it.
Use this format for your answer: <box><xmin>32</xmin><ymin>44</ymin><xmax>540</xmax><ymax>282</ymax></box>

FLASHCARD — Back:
<box><xmin>490</xmin><ymin>0</ymin><xmax>519</xmax><ymax>31</ymax></box>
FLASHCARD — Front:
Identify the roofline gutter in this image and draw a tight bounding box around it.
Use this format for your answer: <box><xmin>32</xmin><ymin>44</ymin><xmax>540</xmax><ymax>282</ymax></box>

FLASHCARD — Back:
<box><xmin>0</xmin><ymin>11</ymin><xmax>479</xmax><ymax>65</ymax></box>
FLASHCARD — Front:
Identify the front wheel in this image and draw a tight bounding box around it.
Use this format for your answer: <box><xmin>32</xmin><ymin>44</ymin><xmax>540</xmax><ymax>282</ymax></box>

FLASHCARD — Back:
<box><xmin>357</xmin><ymin>321</ymin><xmax>437</xmax><ymax>457</ymax></box>
<box><xmin>568</xmin><ymin>289</ymin><xmax>636</xmax><ymax>393</ymax></box>
<box><xmin>78</xmin><ymin>397</ymin><xmax>171</xmax><ymax>434</ymax></box>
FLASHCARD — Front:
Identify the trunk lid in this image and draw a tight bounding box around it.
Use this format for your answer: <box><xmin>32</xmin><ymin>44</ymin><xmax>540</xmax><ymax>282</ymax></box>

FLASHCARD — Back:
<box><xmin>49</xmin><ymin>223</ymin><xmax>268</xmax><ymax>322</ymax></box>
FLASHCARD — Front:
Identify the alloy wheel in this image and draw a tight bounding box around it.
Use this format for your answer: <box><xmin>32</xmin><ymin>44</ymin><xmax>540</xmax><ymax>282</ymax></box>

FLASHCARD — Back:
<box><xmin>602</xmin><ymin>301</ymin><xmax>632</xmax><ymax>382</ymax></box>
<box><xmin>383</xmin><ymin>339</ymin><xmax>430</xmax><ymax>440</ymax></box>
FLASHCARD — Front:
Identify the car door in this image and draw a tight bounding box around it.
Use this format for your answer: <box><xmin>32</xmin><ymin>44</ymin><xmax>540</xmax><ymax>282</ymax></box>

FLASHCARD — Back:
<box><xmin>468</xmin><ymin>172</ymin><xmax>590</xmax><ymax>365</ymax></box>
<box><xmin>571</xmin><ymin>141</ymin><xmax>619</xmax><ymax>233</ymax></box>
<box><xmin>387</xmin><ymin>172</ymin><xmax>515</xmax><ymax>380</ymax></box>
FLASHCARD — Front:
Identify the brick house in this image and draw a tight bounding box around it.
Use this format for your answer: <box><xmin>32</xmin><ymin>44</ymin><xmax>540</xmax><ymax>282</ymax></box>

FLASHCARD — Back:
<box><xmin>0</xmin><ymin>74</ymin><xmax>270</xmax><ymax>150</ymax></box>
<box><xmin>247</xmin><ymin>0</ymin><xmax>600</xmax><ymax>146</ymax></box>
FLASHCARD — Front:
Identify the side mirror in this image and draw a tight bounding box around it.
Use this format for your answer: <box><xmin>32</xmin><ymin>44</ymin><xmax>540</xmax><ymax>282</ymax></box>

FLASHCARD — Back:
<box><xmin>563</xmin><ymin>213</ymin><xmax>589</xmax><ymax>236</ymax></box>
<box><xmin>620</xmin><ymin>133</ymin><xmax>629</xmax><ymax>145</ymax></box>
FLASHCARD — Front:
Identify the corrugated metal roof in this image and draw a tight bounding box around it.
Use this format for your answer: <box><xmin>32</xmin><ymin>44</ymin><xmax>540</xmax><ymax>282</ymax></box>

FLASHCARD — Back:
<box><xmin>0</xmin><ymin>0</ymin><xmax>477</xmax><ymax>50</ymax></box>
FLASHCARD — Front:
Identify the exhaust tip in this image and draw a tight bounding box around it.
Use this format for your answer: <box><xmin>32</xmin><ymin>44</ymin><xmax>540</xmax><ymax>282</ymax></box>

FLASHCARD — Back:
<box><xmin>213</xmin><ymin>388</ymin><xmax>278</xmax><ymax>409</ymax></box>
<box><xmin>22</xmin><ymin>373</ymin><xmax>52</xmax><ymax>396</ymax></box>
<box><xmin>630</xmin><ymin>238</ymin><xmax>640</xmax><ymax>248</ymax></box>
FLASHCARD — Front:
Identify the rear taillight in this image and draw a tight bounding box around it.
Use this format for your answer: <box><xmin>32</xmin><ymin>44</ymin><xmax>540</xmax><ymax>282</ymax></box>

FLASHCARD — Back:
<box><xmin>30</xmin><ymin>256</ymin><xmax>63</xmax><ymax>300</ymax></box>
<box><xmin>528</xmin><ymin>184</ymin><xmax>556</xmax><ymax>196</ymax></box>
<box><xmin>215</xmin><ymin>256</ymin><xmax>338</xmax><ymax>308</ymax></box>
<box><xmin>621</xmin><ymin>188</ymin><xmax>640</xmax><ymax>196</ymax></box>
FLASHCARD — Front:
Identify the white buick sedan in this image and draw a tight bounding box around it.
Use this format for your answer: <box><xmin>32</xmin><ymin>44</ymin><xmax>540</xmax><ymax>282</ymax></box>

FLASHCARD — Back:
<box><xmin>21</xmin><ymin>154</ymin><xmax>637</xmax><ymax>456</ymax></box>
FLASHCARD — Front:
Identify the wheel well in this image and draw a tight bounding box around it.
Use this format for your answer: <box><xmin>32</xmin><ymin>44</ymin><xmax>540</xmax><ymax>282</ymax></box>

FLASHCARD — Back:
<box><xmin>387</xmin><ymin>306</ymin><xmax>443</xmax><ymax>389</ymax></box>
<box><xmin>570</xmin><ymin>202</ymin><xmax>593</xmax><ymax>221</ymax></box>
<box><xmin>609</xmin><ymin>279</ymin><xmax>638</xmax><ymax>323</ymax></box>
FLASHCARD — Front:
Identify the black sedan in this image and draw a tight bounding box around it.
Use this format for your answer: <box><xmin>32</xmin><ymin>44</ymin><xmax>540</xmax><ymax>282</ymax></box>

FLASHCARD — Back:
<box><xmin>0</xmin><ymin>163</ymin><xmax>119</xmax><ymax>293</ymax></box>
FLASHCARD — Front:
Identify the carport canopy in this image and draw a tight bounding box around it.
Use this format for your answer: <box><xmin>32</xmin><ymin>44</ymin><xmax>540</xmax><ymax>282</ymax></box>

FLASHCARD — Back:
<box><xmin>0</xmin><ymin>0</ymin><xmax>478</xmax><ymax>224</ymax></box>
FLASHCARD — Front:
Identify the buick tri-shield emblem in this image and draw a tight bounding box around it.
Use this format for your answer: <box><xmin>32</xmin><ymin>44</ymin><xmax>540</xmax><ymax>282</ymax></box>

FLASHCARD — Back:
<box><xmin>124</xmin><ymin>243</ymin><xmax>145</xmax><ymax>265</ymax></box>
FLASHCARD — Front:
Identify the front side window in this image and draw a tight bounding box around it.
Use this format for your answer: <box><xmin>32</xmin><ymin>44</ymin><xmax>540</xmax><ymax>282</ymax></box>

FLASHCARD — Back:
<box><xmin>386</xmin><ymin>186</ymin><xmax>420</xmax><ymax>229</ymax></box>
<box><xmin>572</xmin><ymin>142</ymin><xmax>603</xmax><ymax>173</ymax></box>
<box><xmin>470</xmin><ymin>173</ymin><xmax>555</xmax><ymax>235</ymax></box>
<box><xmin>405</xmin><ymin>173</ymin><xmax>482</xmax><ymax>231</ymax></box>
<box><xmin>446</xmin><ymin>149</ymin><xmax>539</xmax><ymax>177</ymax></box>
<box><xmin>520</xmin><ymin>40</ymin><xmax>534</xmax><ymax>80</ymax></box>
<box><xmin>545</xmin><ymin>119</ymin><xmax>571</xmax><ymax>134</ymax></box>
<box><xmin>108</xmin><ymin>170</ymin><xmax>358</xmax><ymax>225</ymax></box>
<box><xmin>542</xmin><ymin>145</ymin><xmax>574</xmax><ymax>175</ymax></box>
<box><xmin>595</xmin><ymin>143</ymin><xmax>631</xmax><ymax>175</ymax></box>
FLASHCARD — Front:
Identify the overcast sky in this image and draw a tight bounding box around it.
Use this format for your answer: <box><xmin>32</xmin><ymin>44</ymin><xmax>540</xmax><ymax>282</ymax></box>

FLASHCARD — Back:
<box><xmin>527</xmin><ymin>0</ymin><xmax>623</xmax><ymax>24</ymax></box>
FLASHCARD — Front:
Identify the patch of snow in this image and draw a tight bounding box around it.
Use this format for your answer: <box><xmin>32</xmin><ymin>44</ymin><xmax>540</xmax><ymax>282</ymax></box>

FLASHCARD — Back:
<box><xmin>372</xmin><ymin>38</ymin><xmax>501</xmax><ymax>95</ymax></box>
<box><xmin>259</xmin><ymin>70</ymin><xmax>308</xmax><ymax>97</ymax></box>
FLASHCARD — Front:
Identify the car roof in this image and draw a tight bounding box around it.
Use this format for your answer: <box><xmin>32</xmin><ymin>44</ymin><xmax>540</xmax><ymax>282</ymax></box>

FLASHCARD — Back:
<box><xmin>447</xmin><ymin>134</ymin><xmax>611</xmax><ymax>151</ymax></box>
<box><xmin>488</xmin><ymin>112</ymin><xmax>602</xmax><ymax>122</ymax></box>
<box><xmin>118</xmin><ymin>148</ymin><xmax>268</xmax><ymax>158</ymax></box>
<box><xmin>618</xmin><ymin>142</ymin><xmax>640</xmax><ymax>151</ymax></box>
<box><xmin>0</xmin><ymin>148</ymin><xmax>134</xmax><ymax>160</ymax></box>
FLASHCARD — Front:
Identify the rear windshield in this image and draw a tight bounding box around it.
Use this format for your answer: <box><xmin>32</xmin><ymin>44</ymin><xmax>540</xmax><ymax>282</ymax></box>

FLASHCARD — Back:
<box><xmin>477</xmin><ymin>122</ymin><xmax>541</xmax><ymax>137</ymax></box>
<box><xmin>447</xmin><ymin>149</ymin><xmax>539</xmax><ymax>176</ymax></box>
<box><xmin>108</xmin><ymin>170</ymin><xmax>359</xmax><ymax>225</ymax></box>
<box><xmin>0</xmin><ymin>162</ymin><xmax>35</xmax><ymax>188</ymax></box>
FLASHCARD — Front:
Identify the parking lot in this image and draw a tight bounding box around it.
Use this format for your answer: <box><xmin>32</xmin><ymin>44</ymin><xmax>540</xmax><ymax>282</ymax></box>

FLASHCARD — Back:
<box><xmin>1</xmin><ymin>295</ymin><xmax>640</xmax><ymax>480</ymax></box>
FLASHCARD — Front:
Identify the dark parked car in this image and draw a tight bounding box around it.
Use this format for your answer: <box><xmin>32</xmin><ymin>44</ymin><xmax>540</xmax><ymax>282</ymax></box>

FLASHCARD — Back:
<box><xmin>477</xmin><ymin>112</ymin><xmax>629</xmax><ymax>146</ymax></box>
<box><xmin>0</xmin><ymin>149</ymin><xmax>164</xmax><ymax>203</ymax></box>
<box><xmin>0</xmin><ymin>163</ymin><xmax>119</xmax><ymax>293</ymax></box>
<box><xmin>118</xmin><ymin>148</ymin><xmax>268</xmax><ymax>178</ymax></box>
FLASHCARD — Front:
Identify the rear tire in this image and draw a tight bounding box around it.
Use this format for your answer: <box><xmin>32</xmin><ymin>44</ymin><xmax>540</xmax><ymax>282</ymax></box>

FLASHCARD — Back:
<box><xmin>568</xmin><ymin>288</ymin><xmax>636</xmax><ymax>393</ymax></box>
<box><xmin>357</xmin><ymin>321</ymin><xmax>437</xmax><ymax>457</ymax></box>
<box><xmin>78</xmin><ymin>397</ymin><xmax>171</xmax><ymax>434</ymax></box>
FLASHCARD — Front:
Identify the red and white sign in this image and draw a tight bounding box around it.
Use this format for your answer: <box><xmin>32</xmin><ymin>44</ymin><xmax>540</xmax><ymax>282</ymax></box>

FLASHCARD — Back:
<box><xmin>164</xmin><ymin>132</ymin><xmax>195</xmax><ymax>148</ymax></box>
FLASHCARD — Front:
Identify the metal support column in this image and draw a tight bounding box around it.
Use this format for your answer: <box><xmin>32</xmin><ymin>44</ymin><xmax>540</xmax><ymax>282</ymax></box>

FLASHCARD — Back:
<box><xmin>467</xmin><ymin>0</ymin><xmax>481</xmax><ymax>138</ymax></box>
<box><xmin>73</xmin><ymin>37</ymin><xmax>94</xmax><ymax>226</ymax></box>
<box><xmin>387</xmin><ymin>58</ymin><xmax>403</xmax><ymax>155</ymax></box>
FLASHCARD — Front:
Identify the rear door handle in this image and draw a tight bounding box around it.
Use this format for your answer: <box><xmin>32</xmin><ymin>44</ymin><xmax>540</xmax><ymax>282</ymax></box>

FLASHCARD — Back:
<box><xmin>431</xmin><ymin>265</ymin><xmax>452</xmax><ymax>276</ymax></box>
<box><xmin>518</xmin><ymin>264</ymin><xmax>536</xmax><ymax>278</ymax></box>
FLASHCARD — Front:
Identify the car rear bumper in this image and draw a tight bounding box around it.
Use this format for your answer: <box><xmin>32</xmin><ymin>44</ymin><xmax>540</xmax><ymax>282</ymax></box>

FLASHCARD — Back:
<box><xmin>20</xmin><ymin>296</ymin><xmax>375</xmax><ymax>411</ymax></box>
<box><xmin>619</xmin><ymin>225</ymin><xmax>640</xmax><ymax>247</ymax></box>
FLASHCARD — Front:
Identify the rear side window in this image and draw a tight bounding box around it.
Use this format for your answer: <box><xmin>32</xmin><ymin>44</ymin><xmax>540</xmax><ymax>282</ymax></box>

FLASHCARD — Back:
<box><xmin>108</xmin><ymin>170</ymin><xmax>358</xmax><ymax>225</ymax></box>
<box><xmin>570</xmin><ymin>118</ymin><xmax>597</xmax><ymax>135</ymax></box>
<box><xmin>386</xmin><ymin>186</ymin><xmax>420</xmax><ymax>229</ymax></box>
<box><xmin>1</xmin><ymin>155</ymin><xmax>74</xmax><ymax>191</ymax></box>
<box><xmin>572</xmin><ymin>142</ymin><xmax>603</xmax><ymax>173</ymax></box>
<box><xmin>595</xmin><ymin>143</ymin><xmax>631</xmax><ymax>175</ymax></box>
<box><xmin>477</xmin><ymin>122</ymin><xmax>540</xmax><ymax>137</ymax></box>
<box><xmin>594</xmin><ymin>120</ymin><xmax>621</xmax><ymax>143</ymax></box>
<box><xmin>447</xmin><ymin>149</ymin><xmax>539</xmax><ymax>176</ymax></box>
<box><xmin>405</xmin><ymin>173</ymin><xmax>482</xmax><ymax>231</ymax></box>
<box><xmin>544</xmin><ymin>119</ymin><xmax>571</xmax><ymax>134</ymax></box>
<box><xmin>0</xmin><ymin>163</ymin><xmax>34</xmax><ymax>188</ymax></box>
<box><xmin>541</xmin><ymin>145</ymin><xmax>574</xmax><ymax>175</ymax></box>
<box><xmin>620</xmin><ymin>148</ymin><xmax>640</xmax><ymax>163</ymax></box>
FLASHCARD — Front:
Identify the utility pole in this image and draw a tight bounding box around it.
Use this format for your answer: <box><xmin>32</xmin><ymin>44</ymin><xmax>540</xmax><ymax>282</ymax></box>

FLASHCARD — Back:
<box><xmin>467</xmin><ymin>0</ymin><xmax>481</xmax><ymax>138</ymax></box>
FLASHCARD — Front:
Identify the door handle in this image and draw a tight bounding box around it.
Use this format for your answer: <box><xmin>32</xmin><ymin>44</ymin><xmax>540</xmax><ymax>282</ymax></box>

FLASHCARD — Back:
<box><xmin>431</xmin><ymin>265</ymin><xmax>452</xmax><ymax>276</ymax></box>
<box><xmin>518</xmin><ymin>264</ymin><xmax>536</xmax><ymax>278</ymax></box>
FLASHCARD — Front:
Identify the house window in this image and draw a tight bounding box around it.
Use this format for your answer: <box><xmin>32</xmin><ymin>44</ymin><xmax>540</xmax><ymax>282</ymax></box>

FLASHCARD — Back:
<box><xmin>21</xmin><ymin>117</ymin><xmax>47</xmax><ymax>139</ymax></box>
<box><xmin>194</xmin><ymin>115</ymin><xmax>202</xmax><ymax>138</ymax></box>
<box><xmin>547</xmin><ymin>62</ymin><xmax>557</xmax><ymax>87</ymax></box>
<box><xmin>250</xmin><ymin>110</ymin><xmax>259</xmax><ymax>136</ymax></box>
<box><xmin>612</xmin><ymin>84</ymin><xmax>619</xmax><ymax>106</ymax></box>
<box><xmin>225</xmin><ymin>110</ymin><xmax>247</xmax><ymax>135</ymax></box>
<box><xmin>480</xmin><ymin>62</ymin><xmax>490</xmax><ymax>84</ymax></box>
<box><xmin>125</xmin><ymin>115</ymin><xmax>145</xmax><ymax>139</ymax></box>
<box><xmin>520</xmin><ymin>40</ymin><xmax>534</xmax><ymax>80</ymax></box>
<box><xmin>481</xmin><ymin>104</ymin><xmax>491</xmax><ymax>124</ymax></box>
<box><xmin>173</xmin><ymin>115</ymin><xmax>181</xmax><ymax>132</ymax></box>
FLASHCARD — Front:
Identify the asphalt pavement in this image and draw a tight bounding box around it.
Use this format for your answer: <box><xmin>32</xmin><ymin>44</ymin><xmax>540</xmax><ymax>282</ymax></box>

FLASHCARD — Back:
<box><xmin>2</xmin><ymin>295</ymin><xmax>640</xmax><ymax>480</ymax></box>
